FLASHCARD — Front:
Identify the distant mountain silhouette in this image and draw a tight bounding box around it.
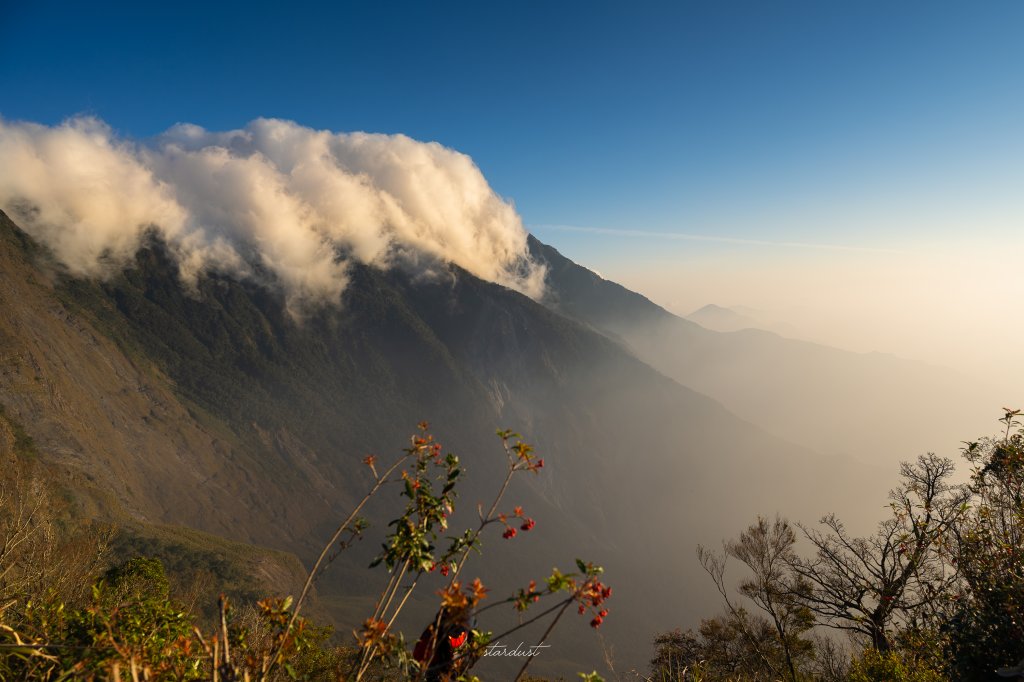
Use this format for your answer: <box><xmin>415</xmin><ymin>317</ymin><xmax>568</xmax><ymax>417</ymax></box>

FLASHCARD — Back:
<box><xmin>687</xmin><ymin>303</ymin><xmax>757</xmax><ymax>330</ymax></box>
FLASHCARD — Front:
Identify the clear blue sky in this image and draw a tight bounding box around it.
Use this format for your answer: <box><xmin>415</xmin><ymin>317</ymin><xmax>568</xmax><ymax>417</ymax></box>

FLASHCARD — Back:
<box><xmin>3</xmin><ymin>0</ymin><xmax>1021</xmax><ymax>252</ymax></box>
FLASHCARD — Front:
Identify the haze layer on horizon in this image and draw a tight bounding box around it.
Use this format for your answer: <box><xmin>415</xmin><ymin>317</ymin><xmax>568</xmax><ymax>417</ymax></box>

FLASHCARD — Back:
<box><xmin>533</xmin><ymin>223</ymin><xmax>1024</xmax><ymax>395</ymax></box>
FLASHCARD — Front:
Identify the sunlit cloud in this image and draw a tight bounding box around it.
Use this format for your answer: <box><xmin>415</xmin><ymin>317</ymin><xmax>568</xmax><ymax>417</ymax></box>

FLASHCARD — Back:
<box><xmin>0</xmin><ymin>117</ymin><xmax>546</xmax><ymax>311</ymax></box>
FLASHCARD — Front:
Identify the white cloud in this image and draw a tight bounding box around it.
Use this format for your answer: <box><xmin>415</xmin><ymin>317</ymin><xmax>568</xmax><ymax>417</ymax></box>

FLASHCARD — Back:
<box><xmin>0</xmin><ymin>117</ymin><xmax>545</xmax><ymax>309</ymax></box>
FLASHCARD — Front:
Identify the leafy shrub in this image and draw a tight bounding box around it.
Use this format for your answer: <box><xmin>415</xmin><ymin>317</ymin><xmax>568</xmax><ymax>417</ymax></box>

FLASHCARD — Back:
<box><xmin>1</xmin><ymin>425</ymin><xmax>611</xmax><ymax>681</ymax></box>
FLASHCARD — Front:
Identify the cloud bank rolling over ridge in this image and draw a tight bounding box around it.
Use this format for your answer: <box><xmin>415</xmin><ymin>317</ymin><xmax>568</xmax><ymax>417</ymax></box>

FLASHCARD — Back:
<box><xmin>0</xmin><ymin>117</ymin><xmax>545</xmax><ymax>308</ymax></box>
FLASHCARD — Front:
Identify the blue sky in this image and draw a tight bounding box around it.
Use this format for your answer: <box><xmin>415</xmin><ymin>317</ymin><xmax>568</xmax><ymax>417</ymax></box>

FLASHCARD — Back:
<box><xmin>3</xmin><ymin>1</ymin><xmax>1020</xmax><ymax>242</ymax></box>
<box><xmin>2</xmin><ymin>0</ymin><xmax>1023</xmax><ymax>376</ymax></box>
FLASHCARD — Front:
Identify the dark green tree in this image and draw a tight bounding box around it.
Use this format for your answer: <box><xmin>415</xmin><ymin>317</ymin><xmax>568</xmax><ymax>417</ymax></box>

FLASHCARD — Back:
<box><xmin>947</xmin><ymin>409</ymin><xmax>1024</xmax><ymax>678</ymax></box>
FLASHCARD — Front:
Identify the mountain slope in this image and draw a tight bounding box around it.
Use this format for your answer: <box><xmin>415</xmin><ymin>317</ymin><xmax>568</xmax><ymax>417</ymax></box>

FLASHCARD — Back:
<box><xmin>1</xmin><ymin>210</ymin><xmax>880</xmax><ymax>675</ymax></box>
<box><xmin>0</xmin><ymin>211</ymin><xmax>302</xmax><ymax>540</ymax></box>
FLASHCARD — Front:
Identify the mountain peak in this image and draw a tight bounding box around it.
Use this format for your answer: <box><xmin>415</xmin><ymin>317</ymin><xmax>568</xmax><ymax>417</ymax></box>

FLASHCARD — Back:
<box><xmin>688</xmin><ymin>303</ymin><xmax>734</xmax><ymax>316</ymax></box>
<box><xmin>685</xmin><ymin>303</ymin><xmax>762</xmax><ymax>332</ymax></box>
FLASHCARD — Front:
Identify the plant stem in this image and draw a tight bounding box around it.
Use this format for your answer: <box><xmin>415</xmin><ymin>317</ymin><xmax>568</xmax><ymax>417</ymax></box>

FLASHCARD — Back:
<box><xmin>513</xmin><ymin>597</ymin><xmax>574</xmax><ymax>681</ymax></box>
<box><xmin>456</xmin><ymin>597</ymin><xmax>572</xmax><ymax>671</ymax></box>
<box><xmin>268</xmin><ymin>451</ymin><xmax>413</xmax><ymax>678</ymax></box>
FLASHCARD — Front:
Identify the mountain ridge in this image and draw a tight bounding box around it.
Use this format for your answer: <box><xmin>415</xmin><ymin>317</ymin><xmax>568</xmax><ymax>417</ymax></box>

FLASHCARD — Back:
<box><xmin>528</xmin><ymin>236</ymin><xmax>999</xmax><ymax>463</ymax></box>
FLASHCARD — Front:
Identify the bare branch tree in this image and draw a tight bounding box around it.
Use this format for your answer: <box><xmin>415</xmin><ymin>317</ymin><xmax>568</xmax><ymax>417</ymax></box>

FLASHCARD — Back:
<box><xmin>699</xmin><ymin>515</ymin><xmax>813</xmax><ymax>681</ymax></box>
<box><xmin>788</xmin><ymin>454</ymin><xmax>967</xmax><ymax>652</ymax></box>
<box><xmin>0</xmin><ymin>460</ymin><xmax>110</xmax><ymax>609</ymax></box>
